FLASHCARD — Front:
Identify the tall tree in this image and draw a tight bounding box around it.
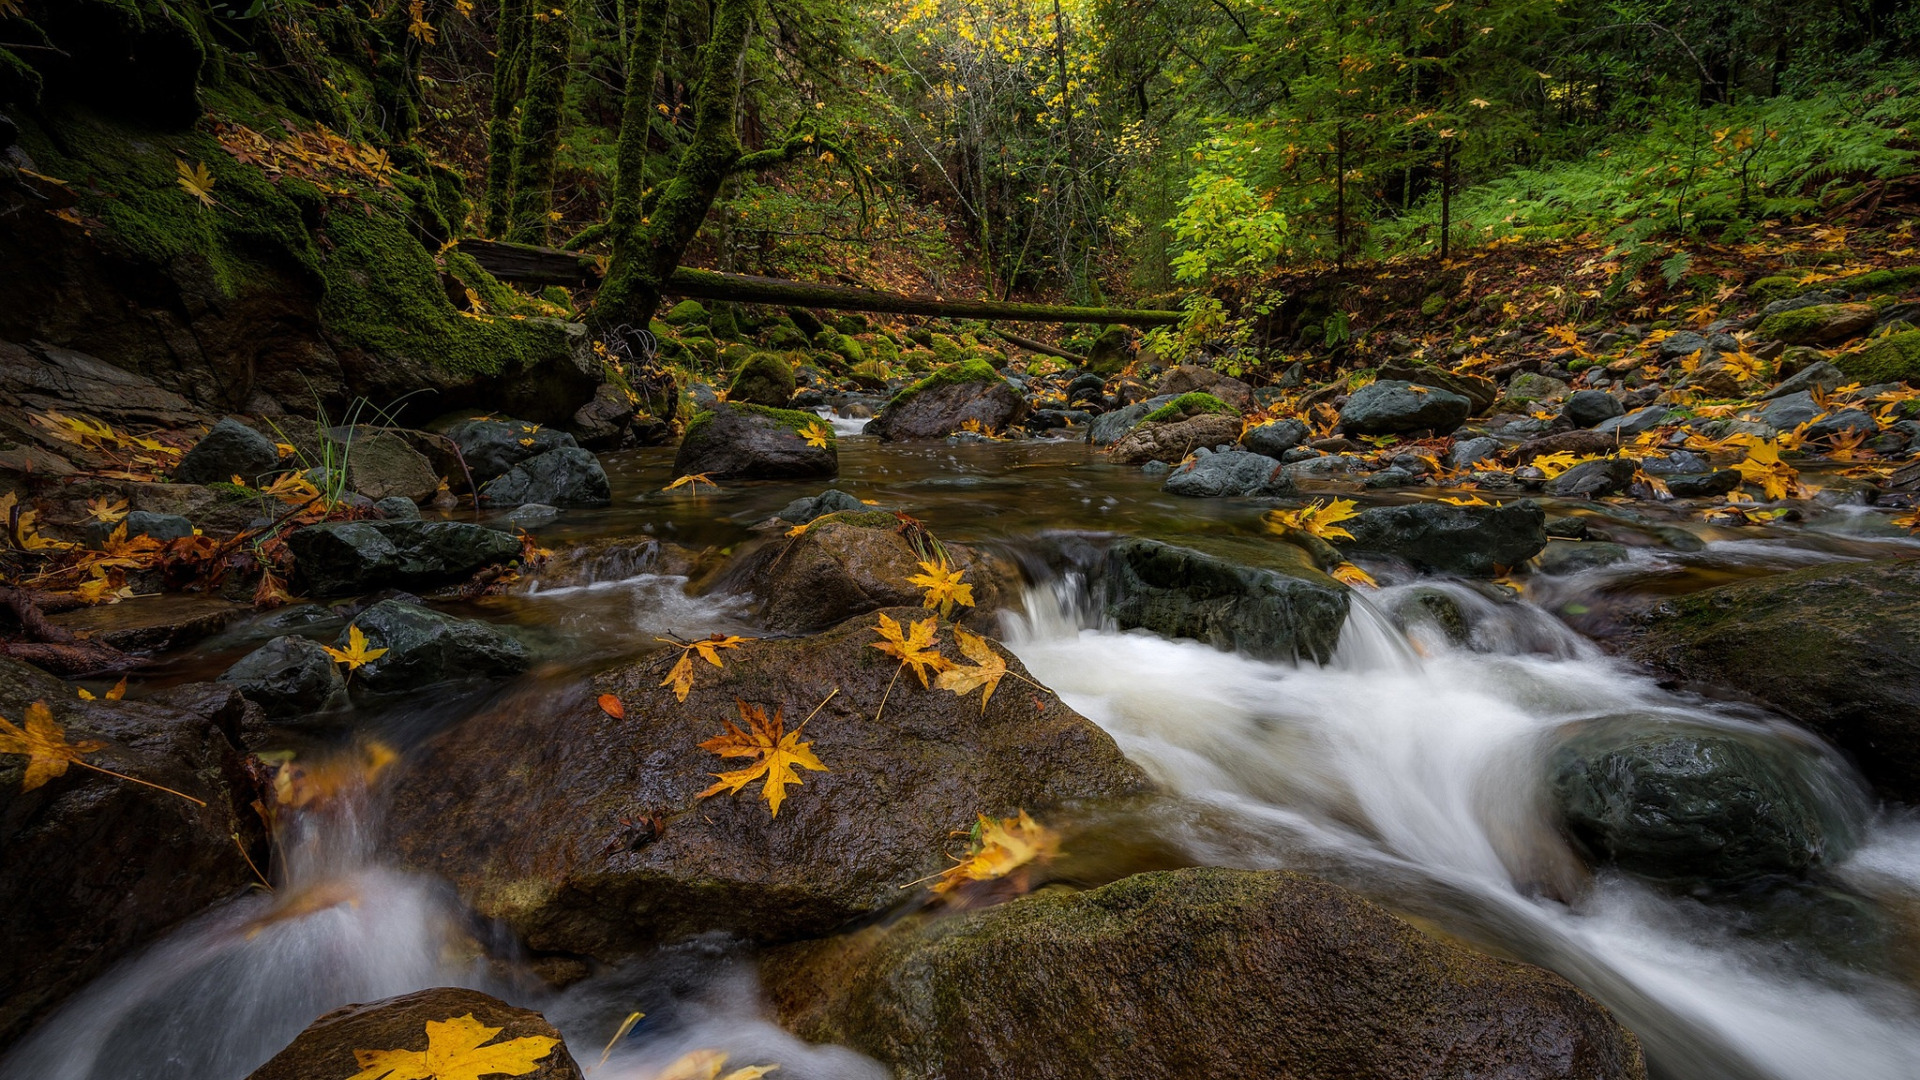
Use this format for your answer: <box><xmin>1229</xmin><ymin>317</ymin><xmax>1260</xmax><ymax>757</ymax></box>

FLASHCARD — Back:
<box><xmin>485</xmin><ymin>0</ymin><xmax>534</xmax><ymax>237</ymax></box>
<box><xmin>504</xmin><ymin>0</ymin><xmax>576</xmax><ymax>244</ymax></box>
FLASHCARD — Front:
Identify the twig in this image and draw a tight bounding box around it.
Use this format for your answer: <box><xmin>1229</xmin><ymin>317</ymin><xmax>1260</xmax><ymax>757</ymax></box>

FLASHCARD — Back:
<box><xmin>76</xmin><ymin>760</ymin><xmax>207</xmax><ymax>806</ymax></box>
<box><xmin>874</xmin><ymin>664</ymin><xmax>902</xmax><ymax>722</ymax></box>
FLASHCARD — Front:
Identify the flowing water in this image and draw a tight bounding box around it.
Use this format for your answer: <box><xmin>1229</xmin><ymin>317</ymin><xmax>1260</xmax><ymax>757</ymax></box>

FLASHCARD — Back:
<box><xmin>8</xmin><ymin>432</ymin><xmax>1920</xmax><ymax>1079</ymax></box>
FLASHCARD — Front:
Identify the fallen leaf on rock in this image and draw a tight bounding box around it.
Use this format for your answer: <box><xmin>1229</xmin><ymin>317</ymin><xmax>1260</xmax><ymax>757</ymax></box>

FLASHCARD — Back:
<box><xmin>598</xmin><ymin>693</ymin><xmax>625</xmax><ymax>718</ymax></box>
<box><xmin>347</xmin><ymin>1013</ymin><xmax>557</xmax><ymax>1080</ymax></box>
<box><xmin>658</xmin><ymin>634</ymin><xmax>749</xmax><ymax>702</ymax></box>
<box><xmin>1264</xmin><ymin>498</ymin><xmax>1361</xmax><ymax>542</ymax></box>
<box><xmin>325</xmin><ymin>625</ymin><xmax>389</xmax><ymax>671</ymax></box>
<box><xmin>932</xmin><ymin>809</ymin><xmax>1061</xmax><ymax>897</ymax></box>
<box><xmin>907</xmin><ymin>558</ymin><xmax>974</xmax><ymax>618</ymax></box>
<box><xmin>697</xmin><ymin>699</ymin><xmax>827</xmax><ymax>818</ymax></box>
<box><xmin>869</xmin><ymin>612</ymin><xmax>950</xmax><ymax>689</ymax></box>
<box><xmin>654</xmin><ymin>1048</ymin><xmax>780</xmax><ymax>1080</ymax></box>
<box><xmin>0</xmin><ymin>701</ymin><xmax>104</xmax><ymax>791</ymax></box>
<box><xmin>936</xmin><ymin>626</ymin><xmax>1006</xmax><ymax>712</ymax></box>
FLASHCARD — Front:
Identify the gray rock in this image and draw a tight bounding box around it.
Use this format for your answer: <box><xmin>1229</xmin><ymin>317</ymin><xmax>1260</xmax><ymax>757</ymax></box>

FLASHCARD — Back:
<box><xmin>1087</xmin><ymin>396</ymin><xmax>1171</xmax><ymax>447</ymax></box>
<box><xmin>172</xmin><ymin>418</ymin><xmax>282</xmax><ymax>486</ymax></box>
<box><xmin>1105</xmin><ymin>538</ymin><xmax>1348</xmax><ymax>663</ymax></box>
<box><xmin>1376</xmin><ymin>360</ymin><xmax>1497</xmax><ymax>413</ymax></box>
<box><xmin>1505</xmin><ymin>372</ymin><xmax>1571</xmax><ymax>404</ymax></box>
<box><xmin>443</xmin><ymin>417</ymin><xmax>580</xmax><ymax>483</ymax></box>
<box><xmin>373</xmin><ymin>496</ymin><xmax>421</xmax><ymax>521</ymax></box>
<box><xmin>1640</xmin><ymin>451</ymin><xmax>1711</xmax><ymax>476</ymax></box>
<box><xmin>1665</xmin><ymin>471</ymin><xmax>1743</xmax><ymax>498</ymax></box>
<box><xmin>778</xmin><ymin>488</ymin><xmax>866</xmax><ymax>524</ymax></box>
<box><xmin>1560</xmin><ymin>390</ymin><xmax>1625</xmax><ymax>428</ymax></box>
<box><xmin>1544</xmin><ymin>457</ymin><xmax>1636</xmax><ymax>498</ymax></box>
<box><xmin>288</xmin><ymin>520</ymin><xmax>521</xmax><ymax>596</ymax></box>
<box><xmin>1536</xmin><ymin>540</ymin><xmax>1631</xmax><ymax>576</ymax></box>
<box><xmin>480</xmin><ymin>447</ymin><xmax>611</xmax><ymax>507</ymax></box>
<box><xmin>1156</xmin><ymin>364</ymin><xmax>1254</xmax><ymax>410</ymax></box>
<box><xmin>1805</xmin><ymin>409</ymin><xmax>1877</xmax><ymax>443</ymax></box>
<box><xmin>1551</xmin><ymin>715</ymin><xmax>1861</xmax><ymax>887</ymax></box>
<box><xmin>1762</xmin><ymin>361</ymin><xmax>1847</xmax><ymax>401</ymax></box>
<box><xmin>331</xmin><ymin>428</ymin><xmax>438</xmax><ymax>504</ymax></box>
<box><xmin>1340</xmin><ymin>500</ymin><xmax>1548</xmax><ymax>577</ymax></box>
<box><xmin>1283</xmin><ymin>453</ymin><xmax>1368</xmax><ymax>480</ymax></box>
<box><xmin>505</xmin><ymin>503</ymin><xmax>560</xmax><ymax>529</ymax></box>
<box><xmin>674</xmin><ymin>403</ymin><xmax>837</xmax><ymax>481</ymax></box>
<box><xmin>218</xmin><ymin>636</ymin><xmax>348</xmax><ymax>718</ymax></box>
<box><xmin>867</xmin><ymin>366</ymin><xmax>1027</xmax><ymax>441</ymax></box>
<box><xmin>1657</xmin><ymin>330</ymin><xmax>1737</xmax><ymax>359</ymax></box>
<box><xmin>1162</xmin><ymin>451</ymin><xmax>1295</xmax><ymax>498</ymax></box>
<box><xmin>1239</xmin><ymin>419</ymin><xmax>1310</xmax><ymax>458</ymax></box>
<box><xmin>344</xmin><ymin>599</ymin><xmax>529</xmax><ymax>692</ymax></box>
<box><xmin>1593</xmin><ymin>406</ymin><xmax>1669</xmax><ymax>438</ymax></box>
<box><xmin>1761</xmin><ymin>290</ymin><xmax>1846</xmax><ymax>318</ymax></box>
<box><xmin>1448</xmin><ymin>436</ymin><xmax>1500</xmax><ymax>469</ymax></box>
<box><xmin>85</xmin><ymin>510</ymin><xmax>194</xmax><ymax>547</ymax></box>
<box><xmin>1339</xmin><ymin>381</ymin><xmax>1472</xmax><ymax>436</ymax></box>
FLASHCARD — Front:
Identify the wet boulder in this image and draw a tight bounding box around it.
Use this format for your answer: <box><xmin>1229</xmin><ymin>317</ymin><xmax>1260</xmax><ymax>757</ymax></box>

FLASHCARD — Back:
<box><xmin>1108</xmin><ymin>393</ymin><xmax>1241</xmax><ymax>465</ymax></box>
<box><xmin>776</xmin><ymin>488</ymin><xmax>866</xmax><ymax>525</ymax></box>
<box><xmin>1339</xmin><ymin>380</ymin><xmax>1472</xmax><ymax>436</ymax></box>
<box><xmin>767</xmin><ymin>867</ymin><xmax>1647</xmax><ymax>1080</ymax></box>
<box><xmin>172</xmin><ymin>417</ymin><xmax>283</xmax><ymax>485</ymax></box>
<box><xmin>84</xmin><ymin>509</ymin><xmax>194</xmax><ymax>547</ymax></box>
<box><xmin>673</xmin><ymin>403</ymin><xmax>837</xmax><ymax>481</ymax></box>
<box><xmin>1664</xmin><ymin>471</ymin><xmax>1743</xmax><ymax>499</ymax></box>
<box><xmin>1239</xmin><ymin>418</ymin><xmax>1310</xmax><ymax>458</ymax></box>
<box><xmin>716</xmin><ymin>513</ymin><xmax>1016</xmax><ymax>634</ymax></box>
<box><xmin>385</xmin><ymin>611</ymin><xmax>1152</xmax><ymax>957</ymax></box>
<box><xmin>1536</xmin><ymin>540</ymin><xmax>1631</xmax><ymax>576</ymax></box>
<box><xmin>343</xmin><ymin>600</ymin><xmax>528</xmax><ymax>692</ymax></box>
<box><xmin>865</xmin><ymin>360</ymin><xmax>1027</xmax><ymax>440</ymax></box>
<box><xmin>479</xmin><ymin>447</ymin><xmax>611</xmax><ymax>508</ymax></box>
<box><xmin>1757</xmin><ymin>302</ymin><xmax>1878</xmax><ymax>345</ymax></box>
<box><xmin>727</xmin><ymin>351</ymin><xmax>797</xmax><ymax>407</ymax></box>
<box><xmin>218</xmin><ymin>636</ymin><xmax>349</xmax><ymax>718</ymax></box>
<box><xmin>1156</xmin><ymin>364</ymin><xmax>1254</xmax><ymax>410</ymax></box>
<box><xmin>1104</xmin><ymin>537</ymin><xmax>1348</xmax><ymax>663</ymax></box>
<box><xmin>1377</xmin><ymin>360</ymin><xmax>1497</xmax><ymax>414</ymax></box>
<box><xmin>1161</xmin><ymin>449</ymin><xmax>1295</xmax><ymax>498</ymax></box>
<box><xmin>0</xmin><ymin>657</ymin><xmax>265</xmax><ymax>1045</ymax></box>
<box><xmin>1544</xmin><ymin>457</ymin><xmax>1636</xmax><ymax>498</ymax></box>
<box><xmin>1339</xmin><ymin>500</ymin><xmax>1547</xmax><ymax>577</ymax></box>
<box><xmin>1085</xmin><ymin>395</ymin><xmax>1169</xmax><ymax>447</ymax></box>
<box><xmin>245</xmin><ymin>987</ymin><xmax>582</xmax><ymax>1080</ymax></box>
<box><xmin>1560</xmin><ymin>389</ymin><xmax>1625</xmax><ymax>429</ymax></box>
<box><xmin>287</xmin><ymin>520</ymin><xmax>521</xmax><ymax>597</ymax></box>
<box><xmin>332</xmin><ymin>427</ymin><xmax>439</xmax><ymax>504</ymax></box>
<box><xmin>1549</xmin><ymin>715</ymin><xmax>1861</xmax><ymax>887</ymax></box>
<box><xmin>442</xmin><ymin>417</ymin><xmax>580</xmax><ymax>484</ymax></box>
<box><xmin>1615</xmin><ymin>559</ymin><xmax>1920</xmax><ymax>802</ymax></box>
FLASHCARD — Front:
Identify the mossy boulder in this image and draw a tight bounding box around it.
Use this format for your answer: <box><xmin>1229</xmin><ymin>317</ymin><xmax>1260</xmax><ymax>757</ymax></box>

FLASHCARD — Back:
<box><xmin>1084</xmin><ymin>327</ymin><xmax>1133</xmax><ymax>375</ymax></box>
<box><xmin>1108</xmin><ymin>394</ymin><xmax>1240</xmax><ymax>465</ymax></box>
<box><xmin>1156</xmin><ymin>364</ymin><xmax>1254</xmax><ymax>410</ymax></box>
<box><xmin>1836</xmin><ymin>330</ymin><xmax>1920</xmax><ymax>384</ymax></box>
<box><xmin>1756</xmin><ymin>302</ymin><xmax>1878</xmax><ymax>345</ymax></box>
<box><xmin>245</xmin><ymin>988</ymin><xmax>582</xmax><ymax>1080</ymax></box>
<box><xmin>1105</xmin><ymin>537</ymin><xmax>1347</xmax><ymax>663</ymax></box>
<box><xmin>384</xmin><ymin>611</ymin><xmax>1153</xmax><ymax>958</ymax></box>
<box><xmin>1337</xmin><ymin>500</ymin><xmax>1548</xmax><ymax>578</ymax></box>
<box><xmin>1748</xmin><ymin>276</ymin><xmax>1801</xmax><ymax>305</ymax></box>
<box><xmin>725</xmin><ymin>351</ymin><xmax>797</xmax><ymax>408</ymax></box>
<box><xmin>1615</xmin><ymin>559</ymin><xmax>1920</xmax><ymax>802</ymax></box>
<box><xmin>673</xmin><ymin>402</ymin><xmax>836</xmax><ymax>480</ymax></box>
<box><xmin>815</xmin><ymin>330</ymin><xmax>867</xmax><ymax>367</ymax></box>
<box><xmin>766</xmin><ymin>867</ymin><xmax>1647</xmax><ymax>1080</ymax></box>
<box><xmin>928</xmin><ymin>333</ymin><xmax>964</xmax><ymax>365</ymax></box>
<box><xmin>663</xmin><ymin>299</ymin><xmax>709</xmax><ymax>326</ymax></box>
<box><xmin>865</xmin><ymin>359</ymin><xmax>1025</xmax><ymax>441</ymax></box>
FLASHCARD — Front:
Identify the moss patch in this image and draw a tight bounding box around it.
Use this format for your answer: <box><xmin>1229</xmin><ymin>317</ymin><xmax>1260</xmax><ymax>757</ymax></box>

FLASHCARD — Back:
<box><xmin>1143</xmin><ymin>392</ymin><xmax>1238</xmax><ymax>424</ymax></box>
<box><xmin>807</xmin><ymin>510</ymin><xmax>896</xmax><ymax>530</ymax></box>
<box><xmin>1837</xmin><ymin>331</ymin><xmax>1920</xmax><ymax>384</ymax></box>
<box><xmin>895</xmin><ymin>358</ymin><xmax>1001</xmax><ymax>404</ymax></box>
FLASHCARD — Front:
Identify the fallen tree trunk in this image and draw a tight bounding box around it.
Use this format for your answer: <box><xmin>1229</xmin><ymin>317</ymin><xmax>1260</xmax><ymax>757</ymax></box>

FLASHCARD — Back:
<box><xmin>991</xmin><ymin>328</ymin><xmax>1087</xmax><ymax>362</ymax></box>
<box><xmin>454</xmin><ymin>240</ymin><xmax>1182</xmax><ymax>327</ymax></box>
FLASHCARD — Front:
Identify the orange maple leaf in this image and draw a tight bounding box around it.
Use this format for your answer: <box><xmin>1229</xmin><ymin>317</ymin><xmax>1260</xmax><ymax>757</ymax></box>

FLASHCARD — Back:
<box><xmin>696</xmin><ymin>699</ymin><xmax>828</xmax><ymax>817</ymax></box>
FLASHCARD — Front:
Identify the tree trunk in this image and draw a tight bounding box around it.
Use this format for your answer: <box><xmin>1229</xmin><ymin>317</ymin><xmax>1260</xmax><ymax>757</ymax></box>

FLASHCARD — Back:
<box><xmin>485</xmin><ymin>0</ymin><xmax>533</xmax><ymax>238</ymax></box>
<box><xmin>505</xmin><ymin>0</ymin><xmax>575</xmax><ymax>245</ymax></box>
<box><xmin>608</xmin><ymin>0</ymin><xmax>670</xmax><ymax>246</ymax></box>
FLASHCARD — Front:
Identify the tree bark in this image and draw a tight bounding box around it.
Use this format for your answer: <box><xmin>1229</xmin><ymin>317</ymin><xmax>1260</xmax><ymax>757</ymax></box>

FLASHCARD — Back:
<box><xmin>485</xmin><ymin>0</ymin><xmax>533</xmax><ymax>237</ymax></box>
<box><xmin>608</xmin><ymin>0</ymin><xmax>670</xmax><ymax>247</ymax></box>
<box><xmin>505</xmin><ymin>0</ymin><xmax>575</xmax><ymax>244</ymax></box>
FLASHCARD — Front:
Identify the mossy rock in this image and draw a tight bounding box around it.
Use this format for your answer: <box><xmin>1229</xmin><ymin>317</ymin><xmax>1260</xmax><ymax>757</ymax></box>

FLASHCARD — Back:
<box><xmin>1748</xmin><ymin>276</ymin><xmax>1801</xmax><ymax>305</ymax></box>
<box><xmin>1830</xmin><ymin>266</ymin><xmax>1920</xmax><ymax>294</ymax></box>
<box><xmin>900</xmin><ymin>348</ymin><xmax>936</xmax><ymax>373</ymax></box>
<box><xmin>866</xmin><ymin>335</ymin><xmax>901</xmax><ymax>366</ymax></box>
<box><xmin>929</xmin><ymin>333</ymin><xmax>964</xmax><ymax>365</ymax></box>
<box><xmin>726</xmin><ymin>351</ymin><xmax>797</xmax><ymax>408</ymax></box>
<box><xmin>1142</xmin><ymin>391</ymin><xmax>1236</xmax><ymax>424</ymax></box>
<box><xmin>833</xmin><ymin>313</ymin><xmax>870</xmax><ymax>334</ymax></box>
<box><xmin>678</xmin><ymin>333</ymin><xmax>718</xmax><ymax>366</ymax></box>
<box><xmin>674</xmin><ymin>402</ymin><xmax>835</xmax><ymax>480</ymax></box>
<box><xmin>867</xmin><ymin>359</ymin><xmax>1025</xmax><ymax>441</ymax></box>
<box><xmin>663</xmin><ymin>299</ymin><xmax>710</xmax><ymax>326</ymax></box>
<box><xmin>767</xmin><ymin>324</ymin><xmax>811</xmax><ymax>350</ymax></box>
<box><xmin>719</xmin><ymin>343</ymin><xmax>756</xmax><ymax>370</ymax></box>
<box><xmin>708</xmin><ymin>301</ymin><xmax>741</xmax><ymax>340</ymax></box>
<box><xmin>1835</xmin><ymin>330</ymin><xmax>1920</xmax><ymax>384</ymax></box>
<box><xmin>848</xmin><ymin>360</ymin><xmax>893</xmax><ymax>389</ymax></box>
<box><xmin>815</xmin><ymin>330</ymin><xmax>866</xmax><ymax>366</ymax></box>
<box><xmin>1755</xmin><ymin>303</ymin><xmax>1877</xmax><ymax>345</ymax></box>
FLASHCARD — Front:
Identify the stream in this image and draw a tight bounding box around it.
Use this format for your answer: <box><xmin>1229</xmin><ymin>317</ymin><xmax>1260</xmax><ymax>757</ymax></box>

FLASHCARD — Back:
<box><xmin>7</xmin><ymin>429</ymin><xmax>1920</xmax><ymax>1079</ymax></box>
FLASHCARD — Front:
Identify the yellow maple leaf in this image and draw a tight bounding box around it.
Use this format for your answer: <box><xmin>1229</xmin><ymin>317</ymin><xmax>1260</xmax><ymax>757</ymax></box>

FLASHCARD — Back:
<box><xmin>870</xmin><ymin>612</ymin><xmax>951</xmax><ymax>689</ymax></box>
<box><xmin>800</xmin><ymin>421</ymin><xmax>833</xmax><ymax>449</ymax></box>
<box><xmin>907</xmin><ymin>559</ymin><xmax>974</xmax><ymax>618</ymax></box>
<box><xmin>0</xmin><ymin>702</ymin><xmax>105</xmax><ymax>791</ymax></box>
<box><xmin>935</xmin><ymin>626</ymin><xmax>1006</xmax><ymax>713</ymax></box>
<box><xmin>663</xmin><ymin>473</ymin><xmax>719</xmax><ymax>494</ymax></box>
<box><xmin>347</xmin><ymin>1013</ymin><xmax>557</xmax><ymax>1080</ymax></box>
<box><xmin>932</xmin><ymin>810</ymin><xmax>1061</xmax><ymax>896</ymax></box>
<box><xmin>1721</xmin><ymin>349</ymin><xmax>1763</xmax><ymax>383</ymax></box>
<box><xmin>85</xmin><ymin>496</ymin><xmax>130</xmax><ymax>524</ymax></box>
<box><xmin>1264</xmin><ymin>498</ymin><xmax>1362</xmax><ymax>542</ymax></box>
<box><xmin>657</xmin><ymin>634</ymin><xmax>748</xmax><ymax>703</ymax></box>
<box><xmin>324</xmin><ymin>625</ymin><xmax>389</xmax><ymax>671</ymax></box>
<box><xmin>260</xmin><ymin>471</ymin><xmax>321</xmax><ymax>505</ymax></box>
<box><xmin>175</xmin><ymin>160</ymin><xmax>216</xmax><ymax>207</ymax></box>
<box><xmin>696</xmin><ymin>699</ymin><xmax>828</xmax><ymax>817</ymax></box>
<box><xmin>1892</xmin><ymin>508</ymin><xmax>1920</xmax><ymax>534</ymax></box>
<box><xmin>654</xmin><ymin>1049</ymin><xmax>780</xmax><ymax>1080</ymax></box>
<box><xmin>1732</xmin><ymin>438</ymin><xmax>1801</xmax><ymax>501</ymax></box>
<box><xmin>1331</xmin><ymin>562</ymin><xmax>1378</xmax><ymax>588</ymax></box>
<box><xmin>1438</xmin><ymin>494</ymin><xmax>1492</xmax><ymax>506</ymax></box>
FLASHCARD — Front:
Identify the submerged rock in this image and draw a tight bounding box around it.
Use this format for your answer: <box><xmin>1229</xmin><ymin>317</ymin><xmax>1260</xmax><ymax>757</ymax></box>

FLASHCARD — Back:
<box><xmin>287</xmin><ymin>520</ymin><xmax>521</xmax><ymax>596</ymax></box>
<box><xmin>776</xmin><ymin>488</ymin><xmax>865</xmax><ymax>525</ymax></box>
<box><xmin>767</xmin><ymin>867</ymin><xmax>1647</xmax><ymax>1080</ymax></box>
<box><xmin>479</xmin><ymin>446</ymin><xmax>611</xmax><ymax>507</ymax></box>
<box><xmin>0</xmin><ymin>657</ymin><xmax>264</xmax><ymax>1045</ymax></box>
<box><xmin>385</xmin><ymin>611</ymin><xmax>1151</xmax><ymax>957</ymax></box>
<box><xmin>245</xmin><ymin>987</ymin><xmax>583</xmax><ymax>1080</ymax></box>
<box><xmin>1615</xmin><ymin>559</ymin><xmax>1920</xmax><ymax>802</ymax></box>
<box><xmin>1104</xmin><ymin>537</ymin><xmax>1348</xmax><ymax>663</ymax></box>
<box><xmin>343</xmin><ymin>599</ymin><xmax>529</xmax><ymax>692</ymax></box>
<box><xmin>173</xmin><ymin>417</ymin><xmax>282</xmax><ymax>486</ymax></box>
<box><xmin>219</xmin><ymin>635</ymin><xmax>349</xmax><ymax>718</ymax></box>
<box><xmin>1161</xmin><ymin>449</ymin><xmax>1295</xmax><ymax>498</ymax></box>
<box><xmin>866</xmin><ymin>359</ymin><xmax>1026</xmax><ymax>440</ymax></box>
<box><xmin>1339</xmin><ymin>500</ymin><xmax>1547</xmax><ymax>577</ymax></box>
<box><xmin>1549</xmin><ymin>715</ymin><xmax>1861</xmax><ymax>887</ymax></box>
<box><xmin>673</xmin><ymin>402</ymin><xmax>837</xmax><ymax>481</ymax></box>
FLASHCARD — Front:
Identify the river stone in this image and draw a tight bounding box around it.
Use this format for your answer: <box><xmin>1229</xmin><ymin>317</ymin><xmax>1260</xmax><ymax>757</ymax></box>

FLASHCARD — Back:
<box><xmin>866</xmin><ymin>360</ymin><xmax>1027</xmax><ymax>440</ymax></box>
<box><xmin>84</xmin><ymin>509</ymin><xmax>194</xmax><ymax>547</ymax></box>
<box><xmin>333</xmin><ymin>428</ymin><xmax>438</xmax><ymax>504</ymax></box>
<box><xmin>506</xmin><ymin>503</ymin><xmax>560</xmax><ymax>529</ymax></box>
<box><xmin>374</xmin><ymin>495</ymin><xmax>422</xmax><ymax>520</ymax></box>
<box><xmin>1561</xmin><ymin>389</ymin><xmax>1625</xmax><ymax>428</ymax></box>
<box><xmin>776</xmin><ymin>488</ymin><xmax>865</xmax><ymax>524</ymax></box>
<box><xmin>1594</xmin><ymin>406</ymin><xmax>1670</xmax><ymax>438</ymax></box>
<box><xmin>218</xmin><ymin>635</ymin><xmax>349</xmax><ymax>717</ymax></box>
<box><xmin>766</xmin><ymin>867</ymin><xmax>1647</xmax><ymax>1080</ymax></box>
<box><xmin>1377</xmin><ymin>360</ymin><xmax>1498</xmax><ymax>414</ymax></box>
<box><xmin>442</xmin><ymin>417</ymin><xmax>580</xmax><ymax>484</ymax></box>
<box><xmin>1544</xmin><ymin>457</ymin><xmax>1636</xmax><ymax>498</ymax></box>
<box><xmin>1108</xmin><ymin>409</ymin><xmax>1241</xmax><ymax>466</ymax></box>
<box><xmin>1665</xmin><ymin>471</ymin><xmax>1743</xmax><ymax>498</ymax></box>
<box><xmin>0</xmin><ymin>657</ymin><xmax>265</xmax><ymax>1045</ymax></box>
<box><xmin>172</xmin><ymin>417</ymin><xmax>282</xmax><ymax>485</ymax></box>
<box><xmin>1763</xmin><ymin>361</ymin><xmax>1847</xmax><ymax>401</ymax></box>
<box><xmin>479</xmin><ymin>447</ymin><xmax>611</xmax><ymax>507</ymax></box>
<box><xmin>1085</xmin><ymin>396</ymin><xmax>1169</xmax><ymax>446</ymax></box>
<box><xmin>1162</xmin><ymin>449</ymin><xmax>1295</xmax><ymax>498</ymax></box>
<box><xmin>343</xmin><ymin>600</ymin><xmax>528</xmax><ymax>692</ymax></box>
<box><xmin>244</xmin><ymin>987</ymin><xmax>582</xmax><ymax>1080</ymax></box>
<box><xmin>715</xmin><ymin>514</ymin><xmax>1014</xmax><ymax>634</ymax></box>
<box><xmin>1239</xmin><ymin>418</ymin><xmax>1310</xmax><ymax>458</ymax></box>
<box><xmin>1339</xmin><ymin>380</ymin><xmax>1472</xmax><ymax>436</ymax></box>
<box><xmin>1549</xmin><ymin>715</ymin><xmax>1860</xmax><ymax>887</ymax></box>
<box><xmin>673</xmin><ymin>403</ymin><xmax>837</xmax><ymax>480</ymax></box>
<box><xmin>727</xmin><ymin>351</ymin><xmax>797</xmax><ymax>407</ymax></box>
<box><xmin>1449</xmin><ymin>436</ymin><xmax>1500</xmax><ymax>468</ymax></box>
<box><xmin>1536</xmin><ymin>540</ymin><xmax>1631</xmax><ymax>576</ymax></box>
<box><xmin>1156</xmin><ymin>364</ymin><xmax>1254</xmax><ymax>410</ymax></box>
<box><xmin>1615</xmin><ymin>559</ymin><xmax>1920</xmax><ymax>802</ymax></box>
<box><xmin>1104</xmin><ymin>537</ymin><xmax>1348</xmax><ymax>663</ymax></box>
<box><xmin>1339</xmin><ymin>500</ymin><xmax>1547</xmax><ymax>578</ymax></box>
<box><xmin>1804</xmin><ymin>408</ymin><xmax>1877</xmax><ymax>443</ymax></box>
<box><xmin>385</xmin><ymin>611</ymin><xmax>1152</xmax><ymax>956</ymax></box>
<box><xmin>287</xmin><ymin>520</ymin><xmax>521</xmax><ymax>596</ymax></box>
